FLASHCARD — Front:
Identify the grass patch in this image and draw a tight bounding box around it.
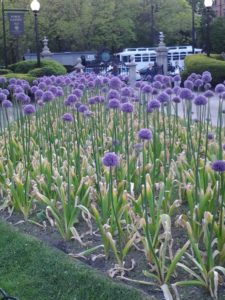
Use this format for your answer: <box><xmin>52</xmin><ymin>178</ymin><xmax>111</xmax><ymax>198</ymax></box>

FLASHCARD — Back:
<box><xmin>0</xmin><ymin>220</ymin><xmax>151</xmax><ymax>300</ymax></box>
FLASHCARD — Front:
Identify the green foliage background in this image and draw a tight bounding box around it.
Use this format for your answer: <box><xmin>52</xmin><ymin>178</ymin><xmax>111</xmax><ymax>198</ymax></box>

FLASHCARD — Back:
<box><xmin>2</xmin><ymin>0</ymin><xmax>224</xmax><ymax>65</ymax></box>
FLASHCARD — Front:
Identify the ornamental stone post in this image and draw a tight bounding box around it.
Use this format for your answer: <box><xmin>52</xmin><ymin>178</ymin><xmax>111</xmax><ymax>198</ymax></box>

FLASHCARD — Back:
<box><xmin>156</xmin><ymin>32</ymin><xmax>168</xmax><ymax>75</ymax></box>
<box><xmin>41</xmin><ymin>36</ymin><xmax>53</xmax><ymax>59</ymax></box>
<box><xmin>127</xmin><ymin>55</ymin><xmax>136</xmax><ymax>87</ymax></box>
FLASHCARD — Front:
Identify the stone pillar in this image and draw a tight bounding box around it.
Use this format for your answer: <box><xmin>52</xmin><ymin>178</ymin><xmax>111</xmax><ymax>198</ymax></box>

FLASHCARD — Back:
<box><xmin>127</xmin><ymin>55</ymin><xmax>137</xmax><ymax>87</ymax></box>
<box><xmin>156</xmin><ymin>32</ymin><xmax>168</xmax><ymax>75</ymax></box>
<box><xmin>41</xmin><ymin>36</ymin><xmax>53</xmax><ymax>59</ymax></box>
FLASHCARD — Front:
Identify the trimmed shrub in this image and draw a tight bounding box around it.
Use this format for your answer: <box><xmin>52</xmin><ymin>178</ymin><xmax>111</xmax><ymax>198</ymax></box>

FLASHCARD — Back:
<box><xmin>182</xmin><ymin>54</ymin><xmax>225</xmax><ymax>86</ymax></box>
<box><xmin>28</xmin><ymin>65</ymin><xmax>67</xmax><ymax>77</ymax></box>
<box><xmin>0</xmin><ymin>69</ymin><xmax>11</xmax><ymax>75</ymax></box>
<box><xmin>3</xmin><ymin>73</ymin><xmax>36</xmax><ymax>85</ymax></box>
<box><xmin>9</xmin><ymin>59</ymin><xmax>67</xmax><ymax>76</ymax></box>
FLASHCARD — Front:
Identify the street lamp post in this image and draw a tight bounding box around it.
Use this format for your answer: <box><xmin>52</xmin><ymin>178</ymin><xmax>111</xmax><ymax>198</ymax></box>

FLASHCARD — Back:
<box><xmin>1</xmin><ymin>0</ymin><xmax>7</xmax><ymax>67</ymax></box>
<box><xmin>30</xmin><ymin>0</ymin><xmax>40</xmax><ymax>67</ymax></box>
<box><xmin>204</xmin><ymin>0</ymin><xmax>213</xmax><ymax>57</ymax></box>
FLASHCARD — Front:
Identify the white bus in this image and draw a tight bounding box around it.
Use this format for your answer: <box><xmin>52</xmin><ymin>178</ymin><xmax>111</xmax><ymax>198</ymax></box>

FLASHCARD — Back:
<box><xmin>116</xmin><ymin>46</ymin><xmax>202</xmax><ymax>71</ymax></box>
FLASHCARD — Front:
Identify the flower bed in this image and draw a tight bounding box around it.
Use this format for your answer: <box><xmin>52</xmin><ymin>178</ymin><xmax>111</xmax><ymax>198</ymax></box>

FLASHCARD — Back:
<box><xmin>0</xmin><ymin>72</ymin><xmax>225</xmax><ymax>300</ymax></box>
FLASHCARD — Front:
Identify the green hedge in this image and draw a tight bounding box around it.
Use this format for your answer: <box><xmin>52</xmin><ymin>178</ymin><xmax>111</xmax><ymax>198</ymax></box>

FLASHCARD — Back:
<box><xmin>28</xmin><ymin>65</ymin><xmax>67</xmax><ymax>77</ymax></box>
<box><xmin>3</xmin><ymin>73</ymin><xmax>36</xmax><ymax>85</ymax></box>
<box><xmin>9</xmin><ymin>59</ymin><xmax>67</xmax><ymax>76</ymax></box>
<box><xmin>0</xmin><ymin>69</ymin><xmax>11</xmax><ymax>75</ymax></box>
<box><xmin>182</xmin><ymin>54</ymin><xmax>225</xmax><ymax>86</ymax></box>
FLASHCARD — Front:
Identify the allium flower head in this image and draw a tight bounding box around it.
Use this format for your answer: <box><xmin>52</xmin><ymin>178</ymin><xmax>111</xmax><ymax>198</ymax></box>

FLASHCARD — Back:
<box><xmin>15</xmin><ymin>92</ymin><xmax>27</xmax><ymax>103</ymax></box>
<box><xmin>202</xmin><ymin>71</ymin><xmax>212</xmax><ymax>83</ymax></box>
<box><xmin>108</xmin><ymin>98</ymin><xmax>120</xmax><ymax>109</ymax></box>
<box><xmin>172</xmin><ymin>96</ymin><xmax>181</xmax><ymax>103</ymax></box>
<box><xmin>108</xmin><ymin>89</ymin><xmax>120</xmax><ymax>100</ymax></box>
<box><xmin>62</xmin><ymin>113</ymin><xmax>73</xmax><ymax>122</ymax></box>
<box><xmin>67</xmin><ymin>94</ymin><xmax>78</xmax><ymax>104</ymax></box>
<box><xmin>138</xmin><ymin>128</ymin><xmax>152</xmax><ymax>140</ymax></box>
<box><xmin>109</xmin><ymin>77</ymin><xmax>121</xmax><ymax>90</ymax></box>
<box><xmin>35</xmin><ymin>89</ymin><xmax>43</xmax><ymax>100</ymax></box>
<box><xmin>194</xmin><ymin>79</ymin><xmax>203</xmax><ymax>88</ymax></box>
<box><xmin>158</xmin><ymin>92</ymin><xmax>169</xmax><ymax>103</ymax></box>
<box><xmin>165</xmin><ymin>88</ymin><xmax>173</xmax><ymax>95</ymax></box>
<box><xmin>78</xmin><ymin>104</ymin><xmax>88</xmax><ymax>113</ymax></box>
<box><xmin>184</xmin><ymin>80</ymin><xmax>194</xmax><ymax>90</ymax></box>
<box><xmin>2</xmin><ymin>100</ymin><xmax>12</xmax><ymax>108</ymax></box>
<box><xmin>121</xmin><ymin>102</ymin><xmax>134</xmax><ymax>113</ymax></box>
<box><xmin>102</xmin><ymin>152</ymin><xmax>119</xmax><ymax>167</ymax></box>
<box><xmin>121</xmin><ymin>87</ymin><xmax>131</xmax><ymax>97</ymax></box>
<box><xmin>207</xmin><ymin>133</ymin><xmax>213</xmax><ymax>140</ymax></box>
<box><xmin>180</xmin><ymin>88</ymin><xmax>193</xmax><ymax>100</ymax></box>
<box><xmin>204</xmin><ymin>90</ymin><xmax>214</xmax><ymax>98</ymax></box>
<box><xmin>194</xmin><ymin>95</ymin><xmax>207</xmax><ymax>106</ymax></box>
<box><xmin>148</xmin><ymin>99</ymin><xmax>160</xmax><ymax>110</ymax></box>
<box><xmin>0</xmin><ymin>77</ymin><xmax>7</xmax><ymax>84</ymax></box>
<box><xmin>215</xmin><ymin>84</ymin><xmax>225</xmax><ymax>94</ymax></box>
<box><xmin>73</xmin><ymin>88</ymin><xmax>83</xmax><ymax>98</ymax></box>
<box><xmin>0</xmin><ymin>92</ymin><xmax>6</xmax><ymax>102</ymax></box>
<box><xmin>142</xmin><ymin>85</ymin><xmax>152</xmax><ymax>94</ymax></box>
<box><xmin>152</xmin><ymin>81</ymin><xmax>162</xmax><ymax>89</ymax></box>
<box><xmin>173</xmin><ymin>75</ymin><xmax>181</xmax><ymax>82</ymax></box>
<box><xmin>42</xmin><ymin>91</ymin><xmax>55</xmax><ymax>102</ymax></box>
<box><xmin>211</xmin><ymin>160</ymin><xmax>225</xmax><ymax>172</ymax></box>
<box><xmin>23</xmin><ymin>104</ymin><xmax>35</xmax><ymax>115</ymax></box>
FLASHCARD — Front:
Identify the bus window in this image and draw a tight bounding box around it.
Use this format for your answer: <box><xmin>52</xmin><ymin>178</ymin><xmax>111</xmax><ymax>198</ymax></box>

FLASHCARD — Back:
<box><xmin>142</xmin><ymin>54</ymin><xmax>149</xmax><ymax>62</ymax></box>
<box><xmin>150</xmin><ymin>55</ymin><xmax>156</xmax><ymax>62</ymax></box>
<box><xmin>122</xmin><ymin>56</ymin><xmax>129</xmax><ymax>63</ymax></box>
<box><xmin>173</xmin><ymin>52</ymin><xmax>179</xmax><ymax>60</ymax></box>
<box><xmin>180</xmin><ymin>52</ymin><xmax>187</xmax><ymax>59</ymax></box>
<box><xmin>135</xmin><ymin>54</ymin><xmax>141</xmax><ymax>62</ymax></box>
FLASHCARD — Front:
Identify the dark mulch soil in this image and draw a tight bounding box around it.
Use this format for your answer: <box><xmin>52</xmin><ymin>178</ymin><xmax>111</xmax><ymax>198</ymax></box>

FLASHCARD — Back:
<box><xmin>0</xmin><ymin>210</ymin><xmax>225</xmax><ymax>300</ymax></box>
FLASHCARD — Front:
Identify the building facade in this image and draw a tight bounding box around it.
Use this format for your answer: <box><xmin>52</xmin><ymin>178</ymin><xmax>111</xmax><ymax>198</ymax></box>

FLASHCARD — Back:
<box><xmin>213</xmin><ymin>0</ymin><xmax>225</xmax><ymax>17</ymax></box>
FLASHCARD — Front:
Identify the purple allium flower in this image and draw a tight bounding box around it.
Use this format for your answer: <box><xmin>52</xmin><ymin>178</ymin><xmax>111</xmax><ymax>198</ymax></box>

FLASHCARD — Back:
<box><xmin>152</xmin><ymin>81</ymin><xmax>162</xmax><ymax>89</ymax></box>
<box><xmin>194</xmin><ymin>95</ymin><xmax>207</xmax><ymax>106</ymax></box>
<box><xmin>165</xmin><ymin>88</ymin><xmax>173</xmax><ymax>95</ymax></box>
<box><xmin>135</xmin><ymin>81</ymin><xmax>141</xmax><ymax>88</ymax></box>
<box><xmin>42</xmin><ymin>91</ymin><xmax>55</xmax><ymax>102</ymax></box>
<box><xmin>67</xmin><ymin>94</ymin><xmax>78</xmax><ymax>104</ymax></box>
<box><xmin>88</xmin><ymin>97</ymin><xmax>97</xmax><ymax>105</ymax></box>
<box><xmin>173</xmin><ymin>75</ymin><xmax>181</xmax><ymax>82</ymax></box>
<box><xmin>15</xmin><ymin>92</ymin><xmax>27</xmax><ymax>102</ymax></box>
<box><xmin>204</xmin><ymin>90</ymin><xmax>214</xmax><ymax>98</ymax></box>
<box><xmin>202</xmin><ymin>71</ymin><xmax>212</xmax><ymax>83</ymax></box>
<box><xmin>211</xmin><ymin>160</ymin><xmax>225</xmax><ymax>172</ymax></box>
<box><xmin>103</xmin><ymin>77</ymin><xmax>109</xmax><ymax>84</ymax></box>
<box><xmin>121</xmin><ymin>87</ymin><xmax>131</xmax><ymax>97</ymax></box>
<box><xmin>154</xmin><ymin>75</ymin><xmax>163</xmax><ymax>82</ymax></box>
<box><xmin>34</xmin><ymin>89</ymin><xmax>43</xmax><ymax>100</ymax></box>
<box><xmin>9</xmin><ymin>78</ymin><xmax>17</xmax><ymax>84</ymax></box>
<box><xmin>2</xmin><ymin>89</ymin><xmax>9</xmax><ymax>96</ymax></box>
<box><xmin>78</xmin><ymin>84</ymin><xmax>85</xmax><ymax>90</ymax></box>
<box><xmin>142</xmin><ymin>85</ymin><xmax>152</xmax><ymax>94</ymax></box>
<box><xmin>2</xmin><ymin>100</ymin><xmax>12</xmax><ymax>108</ymax></box>
<box><xmin>37</xmin><ymin>100</ymin><xmax>44</xmax><ymax>107</ymax></box>
<box><xmin>109</xmin><ymin>77</ymin><xmax>121</xmax><ymax>90</ymax></box>
<box><xmin>138</xmin><ymin>128</ymin><xmax>152</xmax><ymax>140</ymax></box>
<box><xmin>23</xmin><ymin>104</ymin><xmax>35</xmax><ymax>115</ymax></box>
<box><xmin>62</xmin><ymin>113</ymin><xmax>73</xmax><ymax>122</ymax></box>
<box><xmin>102</xmin><ymin>152</ymin><xmax>119</xmax><ymax>167</ymax></box>
<box><xmin>215</xmin><ymin>84</ymin><xmax>225</xmax><ymax>94</ymax></box>
<box><xmin>31</xmin><ymin>86</ymin><xmax>38</xmax><ymax>94</ymax></box>
<box><xmin>184</xmin><ymin>80</ymin><xmax>194</xmax><ymax>90</ymax></box>
<box><xmin>121</xmin><ymin>102</ymin><xmax>134</xmax><ymax>113</ymax></box>
<box><xmin>94</xmin><ymin>77</ymin><xmax>102</xmax><ymax>87</ymax></box>
<box><xmin>173</xmin><ymin>86</ymin><xmax>181</xmax><ymax>95</ymax></box>
<box><xmin>0</xmin><ymin>77</ymin><xmax>7</xmax><ymax>84</ymax></box>
<box><xmin>180</xmin><ymin>88</ymin><xmax>193</xmax><ymax>101</ymax></box>
<box><xmin>121</xmin><ymin>96</ymin><xmax>129</xmax><ymax>103</ymax></box>
<box><xmin>108</xmin><ymin>98</ymin><xmax>120</xmax><ymax>109</ymax></box>
<box><xmin>207</xmin><ymin>133</ymin><xmax>214</xmax><ymax>140</ymax></box>
<box><xmin>73</xmin><ymin>88</ymin><xmax>83</xmax><ymax>98</ymax></box>
<box><xmin>101</xmin><ymin>86</ymin><xmax>108</xmax><ymax>94</ymax></box>
<box><xmin>158</xmin><ymin>92</ymin><xmax>169</xmax><ymax>103</ymax></box>
<box><xmin>194</xmin><ymin>79</ymin><xmax>203</xmax><ymax>88</ymax></box>
<box><xmin>78</xmin><ymin>104</ymin><xmax>88</xmax><ymax>113</ymax></box>
<box><xmin>108</xmin><ymin>89</ymin><xmax>120</xmax><ymax>100</ymax></box>
<box><xmin>56</xmin><ymin>88</ymin><xmax>64</xmax><ymax>97</ymax></box>
<box><xmin>88</xmin><ymin>81</ymin><xmax>95</xmax><ymax>89</ymax></box>
<box><xmin>49</xmin><ymin>86</ymin><xmax>58</xmax><ymax>96</ymax></box>
<box><xmin>152</xmin><ymin>88</ymin><xmax>159</xmax><ymax>95</ymax></box>
<box><xmin>0</xmin><ymin>92</ymin><xmax>6</xmax><ymax>102</ymax></box>
<box><xmin>38</xmin><ymin>82</ymin><xmax>47</xmax><ymax>90</ymax></box>
<box><xmin>112</xmin><ymin>139</ymin><xmax>120</xmax><ymax>146</ymax></box>
<box><xmin>14</xmin><ymin>86</ymin><xmax>24</xmax><ymax>94</ymax></box>
<box><xmin>162</xmin><ymin>76</ymin><xmax>171</xmax><ymax>86</ymax></box>
<box><xmin>148</xmin><ymin>99</ymin><xmax>160</xmax><ymax>110</ymax></box>
<box><xmin>172</xmin><ymin>96</ymin><xmax>181</xmax><ymax>103</ymax></box>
